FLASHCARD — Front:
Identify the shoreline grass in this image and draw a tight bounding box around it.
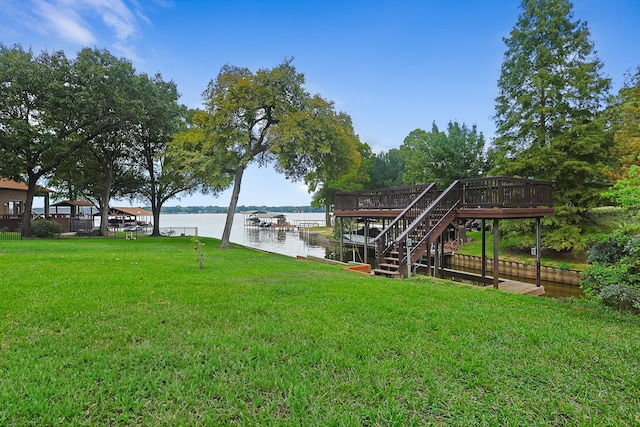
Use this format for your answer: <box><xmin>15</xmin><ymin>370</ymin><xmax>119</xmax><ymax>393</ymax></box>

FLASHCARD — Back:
<box><xmin>1</xmin><ymin>238</ymin><xmax>638</xmax><ymax>425</ymax></box>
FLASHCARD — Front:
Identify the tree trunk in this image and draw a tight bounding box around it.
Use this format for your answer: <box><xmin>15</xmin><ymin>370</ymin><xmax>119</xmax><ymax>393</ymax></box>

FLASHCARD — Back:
<box><xmin>325</xmin><ymin>204</ymin><xmax>331</xmax><ymax>228</ymax></box>
<box><xmin>98</xmin><ymin>172</ymin><xmax>113</xmax><ymax>236</ymax></box>
<box><xmin>151</xmin><ymin>206</ymin><xmax>161</xmax><ymax>237</ymax></box>
<box><xmin>220</xmin><ymin>165</ymin><xmax>245</xmax><ymax>249</ymax></box>
<box><xmin>21</xmin><ymin>179</ymin><xmax>37</xmax><ymax>237</ymax></box>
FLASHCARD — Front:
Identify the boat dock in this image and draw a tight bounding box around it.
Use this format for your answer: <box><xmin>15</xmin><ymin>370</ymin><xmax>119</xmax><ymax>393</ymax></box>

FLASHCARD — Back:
<box><xmin>243</xmin><ymin>211</ymin><xmax>326</xmax><ymax>231</ymax></box>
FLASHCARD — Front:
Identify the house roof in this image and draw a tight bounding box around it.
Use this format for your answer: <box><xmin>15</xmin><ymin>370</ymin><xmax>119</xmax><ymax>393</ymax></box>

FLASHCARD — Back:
<box><xmin>0</xmin><ymin>178</ymin><xmax>29</xmax><ymax>191</ymax></box>
<box><xmin>0</xmin><ymin>178</ymin><xmax>54</xmax><ymax>194</ymax></box>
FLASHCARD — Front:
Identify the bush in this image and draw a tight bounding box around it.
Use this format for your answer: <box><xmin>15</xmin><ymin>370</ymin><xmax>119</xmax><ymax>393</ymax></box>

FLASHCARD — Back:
<box><xmin>600</xmin><ymin>284</ymin><xmax>640</xmax><ymax>312</ymax></box>
<box><xmin>587</xmin><ymin>234</ymin><xmax>627</xmax><ymax>265</ymax></box>
<box><xmin>580</xmin><ymin>263</ymin><xmax>628</xmax><ymax>298</ymax></box>
<box><xmin>31</xmin><ymin>220</ymin><xmax>61</xmax><ymax>238</ymax></box>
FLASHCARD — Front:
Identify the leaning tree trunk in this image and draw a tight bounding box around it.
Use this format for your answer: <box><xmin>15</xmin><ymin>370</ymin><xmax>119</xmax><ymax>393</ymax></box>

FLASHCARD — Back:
<box><xmin>220</xmin><ymin>165</ymin><xmax>245</xmax><ymax>249</ymax></box>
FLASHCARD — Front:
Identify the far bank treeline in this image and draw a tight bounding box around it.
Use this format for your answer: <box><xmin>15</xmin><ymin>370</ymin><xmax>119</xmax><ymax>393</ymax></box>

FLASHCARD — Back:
<box><xmin>1</xmin><ymin>0</ymin><xmax>639</xmax><ymax>253</ymax></box>
<box><xmin>159</xmin><ymin>206</ymin><xmax>324</xmax><ymax>214</ymax></box>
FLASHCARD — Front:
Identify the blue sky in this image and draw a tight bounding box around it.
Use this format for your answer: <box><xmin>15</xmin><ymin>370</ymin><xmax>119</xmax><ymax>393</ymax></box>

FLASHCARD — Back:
<box><xmin>2</xmin><ymin>0</ymin><xmax>639</xmax><ymax>207</ymax></box>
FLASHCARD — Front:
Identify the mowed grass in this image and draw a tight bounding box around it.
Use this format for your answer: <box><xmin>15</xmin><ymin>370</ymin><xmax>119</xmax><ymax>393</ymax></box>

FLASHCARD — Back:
<box><xmin>0</xmin><ymin>238</ymin><xmax>638</xmax><ymax>426</ymax></box>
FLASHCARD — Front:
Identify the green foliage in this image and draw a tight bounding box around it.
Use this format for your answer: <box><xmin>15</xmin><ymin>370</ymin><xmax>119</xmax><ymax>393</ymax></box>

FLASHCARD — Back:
<box><xmin>0</xmin><ymin>45</ymin><xmax>189</xmax><ymax>238</ymax></box>
<box><xmin>607</xmin><ymin>67</ymin><xmax>640</xmax><ymax>180</ymax></box>
<box><xmin>30</xmin><ymin>220</ymin><xmax>60</xmax><ymax>238</ymax></box>
<box><xmin>498</xmin><ymin>205</ymin><xmax>594</xmax><ymax>252</ymax></box>
<box><xmin>605</xmin><ymin>165</ymin><xmax>640</xmax><ymax>215</ymax></box>
<box><xmin>492</xmin><ymin>0</ymin><xmax>612</xmax><ymax>209</ymax></box>
<box><xmin>401</xmin><ymin>121</ymin><xmax>488</xmax><ymax>188</ymax></box>
<box><xmin>580</xmin><ymin>263</ymin><xmax>629</xmax><ymax>298</ymax></box>
<box><xmin>543</xmin><ymin>225</ymin><xmax>584</xmax><ymax>252</ymax></box>
<box><xmin>599</xmin><ymin>285</ymin><xmax>640</xmax><ymax>312</ymax></box>
<box><xmin>583</xmin><ymin>206</ymin><xmax>634</xmax><ymax>233</ymax></box>
<box><xmin>368</xmin><ymin>148</ymin><xmax>407</xmax><ymax>189</ymax></box>
<box><xmin>587</xmin><ymin>234</ymin><xmax>628</xmax><ymax>265</ymax></box>
<box><xmin>581</xmin><ymin>231</ymin><xmax>640</xmax><ymax>298</ymax></box>
<box><xmin>274</xmin><ymin>96</ymin><xmax>362</xmax><ymax>192</ymax></box>
<box><xmin>497</xmin><ymin>219</ymin><xmax>536</xmax><ymax>250</ymax></box>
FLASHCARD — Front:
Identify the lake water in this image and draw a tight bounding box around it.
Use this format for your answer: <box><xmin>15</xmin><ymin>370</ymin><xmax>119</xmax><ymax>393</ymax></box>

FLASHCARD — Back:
<box><xmin>159</xmin><ymin>212</ymin><xmax>330</xmax><ymax>259</ymax></box>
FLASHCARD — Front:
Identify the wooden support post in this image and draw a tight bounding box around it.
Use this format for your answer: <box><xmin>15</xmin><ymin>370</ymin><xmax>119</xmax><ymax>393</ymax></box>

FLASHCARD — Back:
<box><xmin>364</xmin><ymin>219</ymin><xmax>369</xmax><ymax>264</ymax></box>
<box><xmin>406</xmin><ymin>237</ymin><xmax>412</xmax><ymax>278</ymax></box>
<box><xmin>426</xmin><ymin>238</ymin><xmax>432</xmax><ymax>277</ymax></box>
<box><xmin>536</xmin><ymin>217</ymin><xmax>541</xmax><ymax>287</ymax></box>
<box><xmin>440</xmin><ymin>233</ymin><xmax>445</xmax><ymax>275</ymax></box>
<box><xmin>434</xmin><ymin>236</ymin><xmax>440</xmax><ymax>278</ymax></box>
<box><xmin>481</xmin><ymin>219</ymin><xmax>487</xmax><ymax>279</ymax></box>
<box><xmin>339</xmin><ymin>218</ymin><xmax>344</xmax><ymax>263</ymax></box>
<box><xmin>493</xmin><ymin>219</ymin><xmax>500</xmax><ymax>289</ymax></box>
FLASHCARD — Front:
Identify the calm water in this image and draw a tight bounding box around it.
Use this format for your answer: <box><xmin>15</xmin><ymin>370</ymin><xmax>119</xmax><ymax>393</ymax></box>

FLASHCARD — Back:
<box><xmin>158</xmin><ymin>212</ymin><xmax>329</xmax><ymax>258</ymax></box>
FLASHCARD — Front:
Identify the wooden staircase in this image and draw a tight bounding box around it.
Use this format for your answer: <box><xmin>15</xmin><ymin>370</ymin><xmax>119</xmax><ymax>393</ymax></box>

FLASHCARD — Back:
<box><xmin>372</xmin><ymin>251</ymin><xmax>401</xmax><ymax>278</ymax></box>
<box><xmin>373</xmin><ymin>180</ymin><xmax>461</xmax><ymax>278</ymax></box>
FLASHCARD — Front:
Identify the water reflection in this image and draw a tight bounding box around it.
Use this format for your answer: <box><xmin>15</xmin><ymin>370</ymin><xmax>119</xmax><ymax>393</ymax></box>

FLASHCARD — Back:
<box><xmin>244</xmin><ymin>227</ymin><xmax>288</xmax><ymax>244</ymax></box>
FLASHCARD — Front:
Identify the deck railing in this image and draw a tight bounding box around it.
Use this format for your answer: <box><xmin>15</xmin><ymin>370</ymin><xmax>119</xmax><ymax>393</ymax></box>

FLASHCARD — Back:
<box><xmin>334</xmin><ymin>184</ymin><xmax>431</xmax><ymax>211</ymax></box>
<box><xmin>460</xmin><ymin>177</ymin><xmax>553</xmax><ymax>208</ymax></box>
<box><xmin>335</xmin><ymin>177</ymin><xmax>553</xmax><ymax>213</ymax></box>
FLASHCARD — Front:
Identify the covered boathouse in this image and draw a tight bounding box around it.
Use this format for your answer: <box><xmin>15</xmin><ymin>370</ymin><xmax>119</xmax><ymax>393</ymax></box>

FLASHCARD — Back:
<box><xmin>333</xmin><ymin>177</ymin><xmax>554</xmax><ymax>292</ymax></box>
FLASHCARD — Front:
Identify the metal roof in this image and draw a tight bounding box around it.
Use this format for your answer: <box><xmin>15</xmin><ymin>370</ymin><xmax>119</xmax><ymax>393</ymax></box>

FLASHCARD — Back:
<box><xmin>109</xmin><ymin>207</ymin><xmax>153</xmax><ymax>217</ymax></box>
<box><xmin>51</xmin><ymin>200</ymin><xmax>97</xmax><ymax>207</ymax></box>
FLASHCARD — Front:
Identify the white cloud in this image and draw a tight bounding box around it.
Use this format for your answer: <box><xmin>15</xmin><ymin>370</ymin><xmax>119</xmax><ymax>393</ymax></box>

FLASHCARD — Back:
<box><xmin>82</xmin><ymin>0</ymin><xmax>137</xmax><ymax>41</ymax></box>
<box><xmin>33</xmin><ymin>0</ymin><xmax>97</xmax><ymax>44</ymax></box>
<box><xmin>29</xmin><ymin>0</ymin><xmax>144</xmax><ymax>58</ymax></box>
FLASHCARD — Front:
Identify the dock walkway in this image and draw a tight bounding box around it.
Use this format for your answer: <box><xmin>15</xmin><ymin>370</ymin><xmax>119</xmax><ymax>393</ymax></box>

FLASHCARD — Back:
<box><xmin>498</xmin><ymin>280</ymin><xmax>545</xmax><ymax>296</ymax></box>
<box><xmin>417</xmin><ymin>266</ymin><xmax>545</xmax><ymax>296</ymax></box>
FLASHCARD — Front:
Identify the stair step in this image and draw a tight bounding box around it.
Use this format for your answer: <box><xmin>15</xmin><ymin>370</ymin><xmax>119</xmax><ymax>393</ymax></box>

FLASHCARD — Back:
<box><xmin>383</xmin><ymin>257</ymin><xmax>399</xmax><ymax>264</ymax></box>
<box><xmin>372</xmin><ymin>268</ymin><xmax>401</xmax><ymax>278</ymax></box>
<box><xmin>378</xmin><ymin>263</ymin><xmax>400</xmax><ymax>270</ymax></box>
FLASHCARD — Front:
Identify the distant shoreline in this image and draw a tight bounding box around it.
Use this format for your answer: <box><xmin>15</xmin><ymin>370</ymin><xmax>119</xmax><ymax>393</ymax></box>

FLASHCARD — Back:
<box><xmin>32</xmin><ymin>206</ymin><xmax>324</xmax><ymax>215</ymax></box>
<box><xmin>158</xmin><ymin>206</ymin><xmax>324</xmax><ymax>214</ymax></box>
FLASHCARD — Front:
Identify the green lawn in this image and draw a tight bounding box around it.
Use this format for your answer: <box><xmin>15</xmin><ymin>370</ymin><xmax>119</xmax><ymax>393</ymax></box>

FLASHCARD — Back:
<box><xmin>1</xmin><ymin>238</ymin><xmax>638</xmax><ymax>426</ymax></box>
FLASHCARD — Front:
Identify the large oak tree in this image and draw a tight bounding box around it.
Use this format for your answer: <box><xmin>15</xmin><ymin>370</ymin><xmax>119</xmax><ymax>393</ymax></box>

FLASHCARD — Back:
<box><xmin>178</xmin><ymin>60</ymin><xmax>361</xmax><ymax>248</ymax></box>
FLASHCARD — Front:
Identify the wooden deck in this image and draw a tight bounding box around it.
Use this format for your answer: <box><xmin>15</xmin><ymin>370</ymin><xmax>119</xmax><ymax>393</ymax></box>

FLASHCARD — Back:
<box><xmin>333</xmin><ymin>177</ymin><xmax>555</xmax><ymax>282</ymax></box>
<box><xmin>498</xmin><ymin>280</ymin><xmax>545</xmax><ymax>296</ymax></box>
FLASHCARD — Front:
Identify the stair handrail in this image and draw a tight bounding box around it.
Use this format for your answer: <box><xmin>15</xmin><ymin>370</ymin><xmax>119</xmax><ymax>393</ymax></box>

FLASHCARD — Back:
<box><xmin>395</xmin><ymin>180</ymin><xmax>462</xmax><ymax>269</ymax></box>
<box><xmin>373</xmin><ymin>182</ymin><xmax>438</xmax><ymax>264</ymax></box>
